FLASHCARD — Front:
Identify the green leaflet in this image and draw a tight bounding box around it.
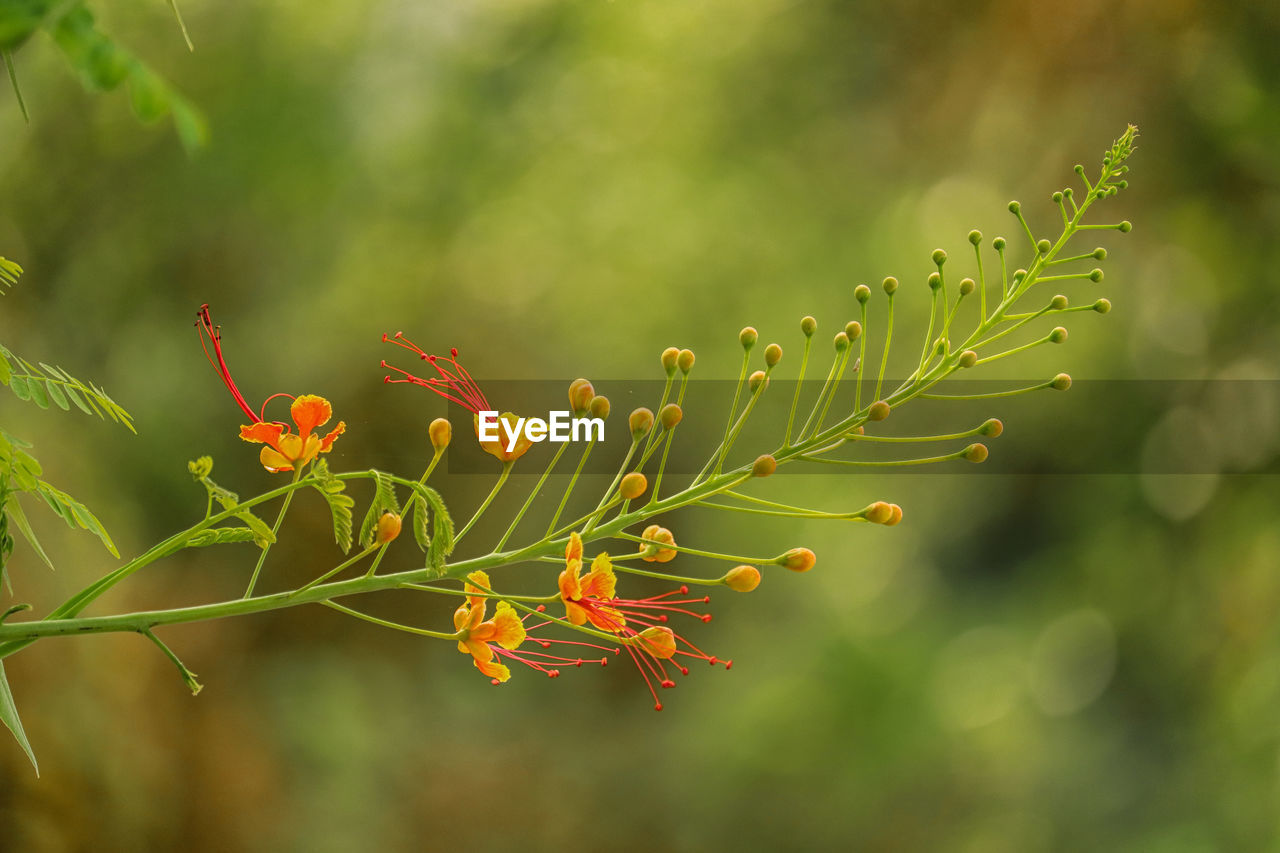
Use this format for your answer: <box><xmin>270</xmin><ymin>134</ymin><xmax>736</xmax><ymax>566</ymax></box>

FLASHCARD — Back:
<box><xmin>311</xmin><ymin>460</ymin><xmax>355</xmax><ymax>554</ymax></box>
<box><xmin>0</xmin><ymin>346</ymin><xmax>136</xmax><ymax>432</ymax></box>
<box><xmin>36</xmin><ymin>480</ymin><xmax>118</xmax><ymax>557</ymax></box>
<box><xmin>0</xmin><ymin>660</ymin><xmax>37</xmax><ymax>774</ymax></box>
<box><xmin>4</xmin><ymin>495</ymin><xmax>53</xmax><ymax>571</ymax></box>
<box><xmin>186</xmin><ymin>527</ymin><xmax>258</xmax><ymax>548</ymax></box>
<box><xmin>358</xmin><ymin>472</ymin><xmax>400</xmax><ymax>549</ymax></box>
<box><xmin>0</xmin><ymin>255</ymin><xmax>21</xmax><ymax>291</ymax></box>
<box><xmin>188</xmin><ymin>461</ymin><xmax>275</xmax><ymax>549</ymax></box>
<box><xmin>404</xmin><ymin>483</ymin><xmax>454</xmax><ymax>571</ymax></box>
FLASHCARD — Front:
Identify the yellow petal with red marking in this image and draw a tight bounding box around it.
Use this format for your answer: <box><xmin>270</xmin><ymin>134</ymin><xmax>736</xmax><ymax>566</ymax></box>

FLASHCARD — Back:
<box><xmin>566</xmin><ymin>532</ymin><xmax>583</xmax><ymax>564</ymax></box>
<box><xmin>490</xmin><ymin>602</ymin><xmax>526</xmax><ymax>650</ymax></box>
<box><xmin>580</xmin><ymin>553</ymin><xmax>616</xmax><ymax>600</ymax></box>
<box><xmin>587</xmin><ymin>605</ymin><xmax>626</xmax><ymax>633</ymax></box>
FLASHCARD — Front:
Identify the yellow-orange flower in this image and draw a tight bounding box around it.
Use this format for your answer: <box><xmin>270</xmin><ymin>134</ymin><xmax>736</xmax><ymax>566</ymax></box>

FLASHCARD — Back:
<box><xmin>558</xmin><ymin>532</ymin><xmax>625</xmax><ymax>631</ymax></box>
<box><xmin>473</xmin><ymin>412</ymin><xmax>534</xmax><ymax>463</ymax></box>
<box><xmin>453</xmin><ymin>571</ymin><xmax>527</xmax><ymax>683</ymax></box>
<box><xmin>239</xmin><ymin>394</ymin><xmax>346</xmax><ymax>473</ymax></box>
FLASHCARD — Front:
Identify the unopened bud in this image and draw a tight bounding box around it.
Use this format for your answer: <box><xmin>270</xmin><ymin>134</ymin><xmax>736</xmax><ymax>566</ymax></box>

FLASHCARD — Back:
<box><xmin>678</xmin><ymin>349</ymin><xmax>695</xmax><ymax>374</ymax></box>
<box><xmin>1008</xmin><ymin>200</ymin><xmax>1021</xmax><ymax>214</ymax></box>
<box><xmin>640</xmin><ymin>525</ymin><xmax>678</xmax><ymax>563</ymax></box>
<box><xmin>1092</xmin><ymin>247</ymin><xmax>1107</xmax><ymax>260</ymax></box>
<box><xmin>882</xmin><ymin>276</ymin><xmax>898</xmax><ymax>295</ymax></box>
<box><xmin>1052</xmin><ymin>191</ymin><xmax>1063</xmax><ymax>203</ymax></box>
<box><xmin>429</xmin><ymin>417</ymin><xmax>452</xmax><ymax>451</ymax></box>
<box><xmin>868</xmin><ymin>400</ymin><xmax>890</xmax><ymax>421</ymax></box>
<box><xmin>979</xmin><ymin>418</ymin><xmax>1003</xmax><ymax>437</ymax></box>
<box><xmin>1036</xmin><ymin>239</ymin><xmax>1051</xmax><ymax>254</ymax></box>
<box><xmin>928</xmin><ymin>272</ymin><xmax>942</xmax><ymax>291</ymax></box>
<box><xmin>661</xmin><ymin>348</ymin><xmax>680</xmax><ymax>375</ymax></box>
<box><xmin>932</xmin><ymin>249</ymin><xmax>947</xmax><ymax>266</ymax></box>
<box><xmin>659</xmin><ymin>403</ymin><xmax>683</xmax><ymax>430</ymax></box>
<box><xmin>1049</xmin><ymin>326</ymin><xmax>1068</xmax><ymax>343</ymax></box>
<box><xmin>779</xmin><ymin>547</ymin><xmax>817</xmax><ymax>573</ymax></box>
<box><xmin>958</xmin><ymin>350</ymin><xmax>978</xmax><ymax>368</ymax></box>
<box><xmin>748</xmin><ymin>370</ymin><xmax>768</xmax><ymax>392</ymax></box>
<box><xmin>1089</xmin><ymin>268</ymin><xmax>1104</xmax><ymax>282</ymax></box>
<box><xmin>619</xmin><ymin>472</ymin><xmax>648</xmax><ymax>500</ymax></box>
<box><xmin>865</xmin><ymin>501</ymin><xmax>893</xmax><ymax>524</ymax></box>
<box><xmin>992</xmin><ymin>236</ymin><xmax>1007</xmax><ymax>251</ymax></box>
<box><xmin>1050</xmin><ymin>294</ymin><xmax>1069</xmax><ymax>310</ymax></box>
<box><xmin>802</xmin><ymin>315</ymin><xmax>819</xmax><ymax>335</ymax></box>
<box><xmin>568</xmin><ymin>378</ymin><xmax>595</xmax><ymax>414</ymax></box>
<box><xmin>739</xmin><ymin>327</ymin><xmax>758</xmax><ymax>349</ymax></box>
<box><xmin>375</xmin><ymin>510</ymin><xmax>402</xmax><ymax>544</ymax></box>
<box><xmin>968</xmin><ymin>230</ymin><xmax>982</xmax><ymax>245</ymax></box>
<box><xmin>963</xmin><ymin>443</ymin><xmax>989</xmax><ymax>463</ymax></box>
<box><xmin>764</xmin><ymin>343</ymin><xmax>783</xmax><ymax>367</ymax></box>
<box><xmin>1094</xmin><ymin>298</ymin><xmax>1112</xmax><ymax>314</ymax></box>
<box><xmin>885</xmin><ymin>504</ymin><xmax>903</xmax><ymax>526</ymax></box>
<box><xmin>629</xmin><ymin>407</ymin><xmax>655</xmax><ymax>439</ymax></box>
<box><xmin>636</xmin><ymin>625</ymin><xmax>676</xmax><ymax>658</ymax></box>
<box><xmin>959</xmin><ymin>278</ymin><xmax>975</xmax><ymax>296</ymax></box>
<box><xmin>844</xmin><ymin>321</ymin><xmax>861</xmax><ymax>342</ymax></box>
<box><xmin>833</xmin><ymin>332</ymin><xmax>850</xmax><ymax>352</ymax></box>
<box><xmin>1051</xmin><ymin>373</ymin><xmax>1072</xmax><ymax>391</ymax></box>
<box><xmin>724</xmin><ymin>565</ymin><xmax>762</xmax><ymax>592</ymax></box>
<box><xmin>752</xmin><ymin>454</ymin><xmax>777</xmax><ymax>478</ymax></box>
<box><xmin>854</xmin><ymin>285</ymin><xmax>871</xmax><ymax>304</ymax></box>
<box><xmin>1118</xmin><ymin>221</ymin><xmax>1132</xmax><ymax>232</ymax></box>
<box><xmin>589</xmin><ymin>395</ymin><xmax>611</xmax><ymax>419</ymax></box>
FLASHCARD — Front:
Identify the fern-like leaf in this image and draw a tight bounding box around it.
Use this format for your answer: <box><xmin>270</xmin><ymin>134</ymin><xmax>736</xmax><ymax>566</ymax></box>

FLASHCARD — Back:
<box><xmin>358</xmin><ymin>471</ymin><xmax>400</xmax><ymax>549</ymax></box>
<box><xmin>0</xmin><ymin>346</ymin><xmax>135</xmax><ymax>432</ymax></box>
<box><xmin>35</xmin><ymin>480</ymin><xmax>117</xmax><ymax>558</ymax></box>
<box><xmin>311</xmin><ymin>460</ymin><xmax>355</xmax><ymax>554</ymax></box>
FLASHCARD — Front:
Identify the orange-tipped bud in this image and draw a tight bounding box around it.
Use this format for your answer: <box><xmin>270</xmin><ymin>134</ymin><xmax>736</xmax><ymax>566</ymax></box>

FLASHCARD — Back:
<box><xmin>958</xmin><ymin>350</ymin><xmax>978</xmax><ymax>368</ymax></box>
<box><xmin>629</xmin><ymin>407</ymin><xmax>655</xmax><ymax>439</ymax></box>
<box><xmin>749</xmin><ymin>370</ymin><xmax>768</xmax><ymax>393</ymax></box>
<box><xmin>661</xmin><ymin>347</ymin><xmax>680</xmax><ymax>375</ymax></box>
<box><xmin>375</xmin><ymin>510</ymin><xmax>402</xmax><ymax>544</ymax></box>
<box><xmin>845</xmin><ymin>321</ymin><xmax>862</xmax><ymax>342</ymax></box>
<box><xmin>964</xmin><ymin>443</ymin><xmax>989</xmax><ymax>463</ymax></box>
<box><xmin>885</xmin><ymin>504</ymin><xmax>903</xmax><ymax>526</ymax></box>
<box><xmin>780</xmin><ymin>547</ymin><xmax>817</xmax><ymax>573</ymax></box>
<box><xmin>619</xmin><ymin>472</ymin><xmax>648</xmax><ymax>500</ymax></box>
<box><xmin>569</xmin><ymin>378</ymin><xmax>595</xmax><ymax>415</ymax></box>
<box><xmin>429</xmin><ymin>417</ymin><xmax>452</xmax><ymax>451</ymax></box>
<box><xmin>678</xmin><ymin>349</ymin><xmax>696</xmax><ymax>374</ymax></box>
<box><xmin>1051</xmin><ymin>373</ymin><xmax>1072</xmax><ymax>391</ymax></box>
<box><xmin>868</xmin><ymin>400</ymin><xmax>891</xmax><ymax>421</ymax></box>
<box><xmin>660</xmin><ymin>403</ymin><xmax>683</xmax><ymax>430</ymax></box>
<box><xmin>739</xmin><ymin>327</ymin><xmax>758</xmax><ymax>349</ymax></box>
<box><xmin>589</xmin><ymin>395</ymin><xmax>611</xmax><ymax>419</ymax></box>
<box><xmin>752</xmin><ymin>454</ymin><xmax>777</xmax><ymax>478</ymax></box>
<box><xmin>724</xmin><ymin>565</ymin><xmax>762</xmax><ymax>592</ymax></box>
<box><xmin>980</xmin><ymin>418</ymin><xmax>1003</xmax><ymax>437</ymax></box>
<box><xmin>639</xmin><ymin>525</ymin><xmax>677</xmax><ymax>563</ymax></box>
<box><xmin>865</xmin><ymin>501</ymin><xmax>893</xmax><ymax>524</ymax></box>
<box><xmin>636</xmin><ymin>626</ymin><xmax>676</xmax><ymax>659</ymax></box>
<box><xmin>764</xmin><ymin>343</ymin><xmax>783</xmax><ymax>368</ymax></box>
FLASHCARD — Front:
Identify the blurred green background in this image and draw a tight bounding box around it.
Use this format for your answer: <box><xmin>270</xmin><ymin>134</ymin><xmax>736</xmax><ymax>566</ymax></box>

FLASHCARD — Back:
<box><xmin>2</xmin><ymin>0</ymin><xmax>1279</xmax><ymax>850</ymax></box>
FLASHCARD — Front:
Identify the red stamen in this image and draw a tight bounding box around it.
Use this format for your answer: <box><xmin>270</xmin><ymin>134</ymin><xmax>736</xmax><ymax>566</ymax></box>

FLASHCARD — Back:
<box><xmin>196</xmin><ymin>305</ymin><xmax>260</xmax><ymax>423</ymax></box>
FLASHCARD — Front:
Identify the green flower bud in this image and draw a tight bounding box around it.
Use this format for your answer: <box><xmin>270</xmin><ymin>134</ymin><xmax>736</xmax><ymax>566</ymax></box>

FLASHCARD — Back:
<box><xmin>928</xmin><ymin>272</ymin><xmax>942</xmax><ymax>291</ymax></box>
<box><xmin>932</xmin><ymin>249</ymin><xmax>947</xmax><ymax>266</ymax></box>
<box><xmin>854</xmin><ymin>285</ymin><xmax>871</xmax><ymax>304</ymax></box>
<box><xmin>1050</xmin><ymin>294</ymin><xmax>1069</xmax><ymax>310</ymax></box>
<box><xmin>659</xmin><ymin>402</ymin><xmax>683</xmax><ymax>430</ymax></box>
<box><xmin>992</xmin><ymin>237</ymin><xmax>1007</xmax><ymax>251</ymax></box>
<box><xmin>968</xmin><ymin>230</ymin><xmax>982</xmax><ymax>246</ymax></box>
<box><xmin>748</xmin><ymin>370</ymin><xmax>768</xmax><ymax>392</ymax></box>
<box><xmin>678</xmin><ymin>349</ymin><xmax>695</xmax><ymax>374</ymax></box>
<box><xmin>963</xmin><ymin>443</ymin><xmax>989</xmax><ymax>463</ymax></box>
<box><xmin>1089</xmin><ymin>268</ymin><xmax>1104</xmax><ymax>282</ymax></box>
<box><xmin>1049</xmin><ymin>326</ymin><xmax>1068</xmax><ymax>343</ymax></box>
<box><xmin>1118</xmin><ymin>221</ymin><xmax>1132</xmax><ymax>233</ymax></box>
<box><xmin>1094</xmin><ymin>298</ymin><xmax>1112</xmax><ymax>314</ymax></box>
<box><xmin>844</xmin><ymin>321</ymin><xmax>862</xmax><ymax>342</ymax></box>
<box><xmin>739</xmin><ymin>327</ymin><xmax>758</xmax><ymax>350</ymax></box>
<box><xmin>1092</xmin><ymin>247</ymin><xmax>1107</xmax><ymax>260</ymax></box>
<box><xmin>801</xmin><ymin>315</ymin><xmax>819</xmax><ymax>335</ymax></box>
<box><xmin>1036</xmin><ymin>239</ymin><xmax>1051</xmax><ymax>254</ymax></box>
<box><xmin>1008</xmin><ymin>200</ymin><xmax>1021</xmax><ymax>214</ymax></box>
<box><xmin>979</xmin><ymin>418</ymin><xmax>1003</xmax><ymax>437</ymax></box>
<box><xmin>661</xmin><ymin>347</ymin><xmax>680</xmax><ymax>375</ymax></box>
<box><xmin>1051</xmin><ymin>373</ymin><xmax>1072</xmax><ymax>391</ymax></box>
<box><xmin>589</xmin><ymin>395</ymin><xmax>611</xmax><ymax>419</ymax></box>
<box><xmin>882</xmin><ymin>276</ymin><xmax>898</xmax><ymax>295</ymax></box>
<box><xmin>833</xmin><ymin>331</ymin><xmax>850</xmax><ymax>352</ymax></box>
<box><xmin>764</xmin><ymin>343</ymin><xmax>783</xmax><ymax>368</ymax></box>
<box><xmin>959</xmin><ymin>278</ymin><xmax>975</xmax><ymax>296</ymax></box>
<box><xmin>958</xmin><ymin>350</ymin><xmax>977</xmax><ymax>368</ymax></box>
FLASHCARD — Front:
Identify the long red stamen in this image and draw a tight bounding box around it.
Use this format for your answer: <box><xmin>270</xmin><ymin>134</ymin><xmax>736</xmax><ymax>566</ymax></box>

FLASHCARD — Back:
<box><xmin>381</xmin><ymin>335</ymin><xmax>492</xmax><ymax>414</ymax></box>
<box><xmin>196</xmin><ymin>305</ymin><xmax>260</xmax><ymax>423</ymax></box>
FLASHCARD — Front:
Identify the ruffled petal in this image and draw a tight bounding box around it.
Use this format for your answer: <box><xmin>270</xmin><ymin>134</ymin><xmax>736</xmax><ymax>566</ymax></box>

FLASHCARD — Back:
<box><xmin>565</xmin><ymin>532</ymin><xmax>583</xmax><ymax>564</ymax></box>
<box><xmin>490</xmin><ymin>602</ymin><xmax>526</xmax><ymax>650</ymax></box>
<box><xmin>319</xmin><ymin>421</ymin><xmax>346</xmax><ymax>453</ymax></box>
<box><xmin>464</xmin><ymin>570</ymin><xmax>490</xmax><ymax>620</ymax></box>
<box><xmin>290</xmin><ymin>394</ymin><xmax>332</xmax><ymax>440</ymax></box>
<box><xmin>580</xmin><ymin>553</ymin><xmax>617</xmax><ymax>600</ymax></box>
<box><xmin>240</xmin><ymin>421</ymin><xmax>285</xmax><ymax>448</ymax></box>
<box><xmin>474</xmin><ymin>657</ymin><xmax>511</xmax><ymax>683</ymax></box>
<box><xmin>557</xmin><ymin>567</ymin><xmax>581</xmax><ymax>604</ymax></box>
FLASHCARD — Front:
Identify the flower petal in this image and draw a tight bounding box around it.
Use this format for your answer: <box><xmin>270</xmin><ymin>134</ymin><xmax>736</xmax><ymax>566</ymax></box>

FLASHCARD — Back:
<box><xmin>465</xmin><ymin>570</ymin><xmax>491</xmax><ymax>619</ymax></box>
<box><xmin>587</xmin><ymin>605</ymin><xmax>626</xmax><ymax>633</ymax></box>
<box><xmin>240</xmin><ymin>421</ymin><xmax>285</xmax><ymax>448</ymax></box>
<box><xmin>259</xmin><ymin>445</ymin><xmax>294</xmax><ymax>473</ymax></box>
<box><xmin>565</xmin><ymin>532</ymin><xmax>583</xmax><ymax>564</ymax></box>
<box><xmin>475</xmin><ymin>657</ymin><xmax>511</xmax><ymax>683</ymax></box>
<box><xmin>290</xmin><ymin>394</ymin><xmax>332</xmax><ymax>440</ymax></box>
<box><xmin>490</xmin><ymin>602</ymin><xmax>526</xmax><ymax>650</ymax></box>
<box><xmin>580</xmin><ymin>553</ymin><xmax>616</xmax><ymax>600</ymax></box>
<box><xmin>319</xmin><ymin>421</ymin><xmax>346</xmax><ymax>453</ymax></box>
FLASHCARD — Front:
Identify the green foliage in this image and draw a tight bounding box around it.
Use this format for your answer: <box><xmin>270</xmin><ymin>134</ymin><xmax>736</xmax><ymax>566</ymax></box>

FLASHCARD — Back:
<box><xmin>1</xmin><ymin>345</ymin><xmax>135</xmax><ymax>430</ymax></box>
<box><xmin>187</xmin><ymin>457</ymin><xmax>275</xmax><ymax>549</ymax></box>
<box><xmin>0</xmin><ymin>1</ymin><xmax>204</xmax><ymax>150</ymax></box>
<box><xmin>311</xmin><ymin>459</ymin><xmax>355</xmax><ymax>554</ymax></box>
<box><xmin>185</xmin><ymin>527</ymin><xmax>258</xmax><ymax>547</ymax></box>
<box><xmin>34</xmin><ymin>480</ymin><xmax>116</xmax><ymax>557</ymax></box>
<box><xmin>358</xmin><ymin>472</ymin><xmax>400</xmax><ymax>549</ymax></box>
<box><xmin>405</xmin><ymin>483</ymin><xmax>454</xmax><ymax>571</ymax></box>
<box><xmin>0</xmin><ymin>256</ymin><xmax>20</xmax><ymax>294</ymax></box>
<box><xmin>0</xmin><ymin>660</ymin><xmax>36</xmax><ymax>774</ymax></box>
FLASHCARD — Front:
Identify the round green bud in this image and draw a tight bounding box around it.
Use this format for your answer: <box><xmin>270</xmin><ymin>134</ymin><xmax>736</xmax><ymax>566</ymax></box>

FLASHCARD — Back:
<box><xmin>661</xmin><ymin>347</ymin><xmax>680</xmax><ymax>375</ymax></box>
<box><xmin>854</xmin><ymin>285</ymin><xmax>870</xmax><ymax>304</ymax></box>
<box><xmin>992</xmin><ymin>237</ymin><xmax>1007</xmax><ymax>251</ymax></box>
<box><xmin>882</xmin><ymin>276</ymin><xmax>898</xmax><ymax>295</ymax></box>
<box><xmin>1049</xmin><ymin>326</ymin><xmax>1068</xmax><ymax>343</ymax></box>
<box><xmin>1052</xmin><ymin>191</ymin><xmax>1063</xmax><ymax>203</ymax></box>
<box><xmin>1117</xmin><ymin>180</ymin><xmax>1129</xmax><ymax>190</ymax></box>
<box><xmin>958</xmin><ymin>350</ymin><xmax>978</xmax><ymax>368</ymax></box>
<box><xmin>677</xmin><ymin>349</ymin><xmax>695</xmax><ymax>374</ymax></box>
<box><xmin>629</xmin><ymin>407</ymin><xmax>655</xmax><ymax>438</ymax></box>
<box><xmin>968</xmin><ymin>229</ymin><xmax>982</xmax><ymax>246</ymax></box>
<box><xmin>1051</xmin><ymin>373</ymin><xmax>1072</xmax><ymax>391</ymax></box>
<box><xmin>589</xmin><ymin>395</ymin><xmax>611</xmax><ymax>419</ymax></box>
<box><xmin>833</xmin><ymin>332</ymin><xmax>850</xmax><ymax>352</ymax></box>
<box><xmin>619</xmin><ymin>472</ymin><xmax>648</xmax><ymax>500</ymax></box>
<box><xmin>963</xmin><ymin>443</ymin><xmax>989</xmax><ymax>463</ymax></box>
<box><xmin>568</xmin><ymin>378</ymin><xmax>595</xmax><ymax>415</ymax></box>
<box><xmin>980</xmin><ymin>418</ymin><xmax>1003</xmax><ymax>437</ymax></box>
<box><xmin>1013</xmin><ymin>269</ymin><xmax>1027</xmax><ymax>283</ymax></box>
<box><xmin>801</xmin><ymin>315</ymin><xmax>819</xmax><ymax>336</ymax></box>
<box><xmin>748</xmin><ymin>370</ymin><xmax>768</xmax><ymax>393</ymax></box>
<box><xmin>764</xmin><ymin>343</ymin><xmax>783</xmax><ymax>368</ymax></box>
<box><xmin>739</xmin><ymin>326</ymin><xmax>758</xmax><ymax>349</ymax></box>
<box><xmin>1089</xmin><ymin>268</ymin><xmax>1104</xmax><ymax>282</ymax></box>
<box><xmin>932</xmin><ymin>249</ymin><xmax>947</xmax><ymax>266</ymax></box>
<box><xmin>752</xmin><ymin>454</ymin><xmax>777</xmax><ymax>478</ymax></box>
<box><xmin>928</xmin><ymin>272</ymin><xmax>942</xmax><ymax>291</ymax></box>
<box><xmin>844</xmin><ymin>321</ymin><xmax>862</xmax><ymax>342</ymax></box>
<box><xmin>935</xmin><ymin>338</ymin><xmax>948</xmax><ymax>355</ymax></box>
<box><xmin>659</xmin><ymin>402</ymin><xmax>683</xmax><ymax>430</ymax></box>
<box><xmin>1050</xmin><ymin>294</ymin><xmax>1069</xmax><ymax>310</ymax></box>
<box><xmin>868</xmin><ymin>400</ymin><xmax>890</xmax><ymax>421</ymax></box>
<box><xmin>1094</xmin><ymin>298</ymin><xmax>1112</xmax><ymax>314</ymax></box>
<box><xmin>1008</xmin><ymin>200</ymin><xmax>1021</xmax><ymax>214</ymax></box>
<box><xmin>1118</xmin><ymin>221</ymin><xmax>1132</xmax><ymax>233</ymax></box>
<box><xmin>1036</xmin><ymin>239</ymin><xmax>1051</xmax><ymax>254</ymax></box>
<box><xmin>1092</xmin><ymin>247</ymin><xmax>1107</xmax><ymax>260</ymax></box>
<box><xmin>959</xmin><ymin>278</ymin><xmax>975</xmax><ymax>296</ymax></box>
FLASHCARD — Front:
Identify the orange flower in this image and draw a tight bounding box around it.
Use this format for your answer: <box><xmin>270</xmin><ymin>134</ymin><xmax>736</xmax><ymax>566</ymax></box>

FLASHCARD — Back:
<box><xmin>452</xmin><ymin>571</ymin><xmax>527</xmax><ymax>683</ymax></box>
<box><xmin>558</xmin><ymin>532</ymin><xmax>625</xmax><ymax>631</ymax></box>
<box><xmin>381</xmin><ymin>334</ymin><xmax>532</xmax><ymax>462</ymax></box>
<box><xmin>197</xmin><ymin>305</ymin><xmax>346</xmax><ymax>473</ymax></box>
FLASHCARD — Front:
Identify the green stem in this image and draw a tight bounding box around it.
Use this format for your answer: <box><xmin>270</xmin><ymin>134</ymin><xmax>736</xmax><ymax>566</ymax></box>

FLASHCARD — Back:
<box><xmin>243</xmin><ymin>468</ymin><xmax>302</xmax><ymax>598</ymax></box>
<box><xmin>454</xmin><ymin>462</ymin><xmax>513</xmax><ymax>545</ymax></box>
